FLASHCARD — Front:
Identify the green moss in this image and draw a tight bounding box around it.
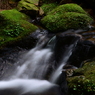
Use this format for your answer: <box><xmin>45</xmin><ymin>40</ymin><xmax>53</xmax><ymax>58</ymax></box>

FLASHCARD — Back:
<box><xmin>17</xmin><ymin>0</ymin><xmax>39</xmax><ymax>11</ymax></box>
<box><xmin>0</xmin><ymin>9</ymin><xmax>29</xmax><ymax>21</ymax></box>
<box><xmin>41</xmin><ymin>12</ymin><xmax>93</xmax><ymax>32</ymax></box>
<box><xmin>41</xmin><ymin>3</ymin><xmax>93</xmax><ymax>32</ymax></box>
<box><xmin>48</xmin><ymin>3</ymin><xmax>87</xmax><ymax>15</ymax></box>
<box><xmin>18</xmin><ymin>0</ymin><xmax>39</xmax><ymax>5</ymax></box>
<box><xmin>0</xmin><ymin>9</ymin><xmax>38</xmax><ymax>48</ymax></box>
<box><xmin>67</xmin><ymin>61</ymin><xmax>95</xmax><ymax>95</ymax></box>
<box><xmin>41</xmin><ymin>3</ymin><xmax>58</xmax><ymax>14</ymax></box>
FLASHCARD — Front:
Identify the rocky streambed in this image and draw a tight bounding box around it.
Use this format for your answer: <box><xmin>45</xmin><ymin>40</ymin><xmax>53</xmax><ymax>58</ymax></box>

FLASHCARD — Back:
<box><xmin>0</xmin><ymin>0</ymin><xmax>95</xmax><ymax>95</ymax></box>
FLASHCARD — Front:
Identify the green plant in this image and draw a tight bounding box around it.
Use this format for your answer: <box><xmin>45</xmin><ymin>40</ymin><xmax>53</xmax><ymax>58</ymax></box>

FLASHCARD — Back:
<box><xmin>4</xmin><ymin>24</ymin><xmax>24</xmax><ymax>37</ymax></box>
<box><xmin>69</xmin><ymin>79</ymin><xmax>95</xmax><ymax>95</ymax></box>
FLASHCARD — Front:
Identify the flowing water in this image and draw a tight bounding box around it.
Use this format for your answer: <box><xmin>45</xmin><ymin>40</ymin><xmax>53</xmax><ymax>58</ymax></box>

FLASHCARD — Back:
<box><xmin>49</xmin><ymin>38</ymin><xmax>79</xmax><ymax>83</ymax></box>
<box><xmin>11</xmin><ymin>47</ymin><xmax>53</xmax><ymax>79</ymax></box>
<box><xmin>0</xmin><ymin>33</ymin><xmax>79</xmax><ymax>95</ymax></box>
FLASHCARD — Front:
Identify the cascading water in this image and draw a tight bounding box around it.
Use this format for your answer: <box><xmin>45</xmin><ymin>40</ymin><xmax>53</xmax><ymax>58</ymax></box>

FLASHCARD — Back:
<box><xmin>9</xmin><ymin>35</ymin><xmax>54</xmax><ymax>79</ymax></box>
<box><xmin>49</xmin><ymin>38</ymin><xmax>79</xmax><ymax>83</ymax></box>
<box><xmin>0</xmin><ymin>34</ymin><xmax>62</xmax><ymax>95</ymax></box>
<box><xmin>0</xmin><ymin>31</ymin><xmax>80</xmax><ymax>95</ymax></box>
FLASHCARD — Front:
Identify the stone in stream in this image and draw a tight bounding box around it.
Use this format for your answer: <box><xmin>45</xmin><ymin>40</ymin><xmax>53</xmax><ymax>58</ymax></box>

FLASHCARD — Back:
<box><xmin>54</xmin><ymin>32</ymin><xmax>95</xmax><ymax>67</ymax></box>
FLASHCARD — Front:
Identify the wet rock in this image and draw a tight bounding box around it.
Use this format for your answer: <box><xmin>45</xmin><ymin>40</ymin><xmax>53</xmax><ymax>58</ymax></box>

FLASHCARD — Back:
<box><xmin>63</xmin><ymin>65</ymin><xmax>78</xmax><ymax>69</ymax></box>
<box><xmin>54</xmin><ymin>33</ymin><xmax>82</xmax><ymax>65</ymax></box>
<box><xmin>63</xmin><ymin>65</ymin><xmax>78</xmax><ymax>77</ymax></box>
<box><xmin>68</xmin><ymin>39</ymin><xmax>95</xmax><ymax>67</ymax></box>
<box><xmin>54</xmin><ymin>31</ymin><xmax>95</xmax><ymax>67</ymax></box>
<box><xmin>54</xmin><ymin>70</ymin><xmax>68</xmax><ymax>95</ymax></box>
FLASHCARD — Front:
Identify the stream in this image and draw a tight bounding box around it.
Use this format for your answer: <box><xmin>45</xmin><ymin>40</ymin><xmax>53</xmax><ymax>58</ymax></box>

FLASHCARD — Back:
<box><xmin>0</xmin><ymin>28</ymin><xmax>95</xmax><ymax>95</ymax></box>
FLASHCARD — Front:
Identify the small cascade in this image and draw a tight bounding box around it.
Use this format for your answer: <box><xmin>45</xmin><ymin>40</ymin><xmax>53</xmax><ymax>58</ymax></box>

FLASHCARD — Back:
<box><xmin>49</xmin><ymin>38</ymin><xmax>79</xmax><ymax>83</ymax></box>
<box><xmin>0</xmin><ymin>30</ymin><xmax>82</xmax><ymax>95</ymax></box>
<box><xmin>0</xmin><ymin>34</ymin><xmax>62</xmax><ymax>95</ymax></box>
<box><xmin>10</xmin><ymin>35</ymin><xmax>54</xmax><ymax>79</ymax></box>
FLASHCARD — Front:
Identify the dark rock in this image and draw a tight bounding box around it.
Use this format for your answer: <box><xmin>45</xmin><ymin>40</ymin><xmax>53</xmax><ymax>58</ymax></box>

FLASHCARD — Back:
<box><xmin>68</xmin><ymin>38</ymin><xmax>95</xmax><ymax>67</ymax></box>
<box><xmin>54</xmin><ymin>31</ymin><xmax>95</xmax><ymax>68</ymax></box>
<box><xmin>63</xmin><ymin>65</ymin><xmax>78</xmax><ymax>69</ymax></box>
<box><xmin>56</xmin><ymin>71</ymin><xmax>68</xmax><ymax>95</ymax></box>
<box><xmin>54</xmin><ymin>33</ymin><xmax>82</xmax><ymax>65</ymax></box>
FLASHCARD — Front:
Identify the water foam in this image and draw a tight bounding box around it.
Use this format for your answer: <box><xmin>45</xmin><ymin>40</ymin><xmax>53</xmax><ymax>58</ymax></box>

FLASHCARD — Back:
<box><xmin>0</xmin><ymin>79</ymin><xmax>60</xmax><ymax>95</ymax></box>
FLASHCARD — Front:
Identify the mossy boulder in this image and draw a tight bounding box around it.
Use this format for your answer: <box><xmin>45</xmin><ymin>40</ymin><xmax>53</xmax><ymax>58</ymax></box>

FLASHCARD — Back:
<box><xmin>17</xmin><ymin>0</ymin><xmax>40</xmax><ymax>17</ymax></box>
<box><xmin>47</xmin><ymin>3</ymin><xmax>87</xmax><ymax>15</ymax></box>
<box><xmin>67</xmin><ymin>60</ymin><xmax>95</xmax><ymax>95</ymax></box>
<box><xmin>41</xmin><ymin>3</ymin><xmax>58</xmax><ymax>15</ymax></box>
<box><xmin>41</xmin><ymin>4</ymin><xmax>93</xmax><ymax>32</ymax></box>
<box><xmin>41</xmin><ymin>12</ymin><xmax>93</xmax><ymax>32</ymax></box>
<box><xmin>0</xmin><ymin>9</ymin><xmax>38</xmax><ymax>48</ymax></box>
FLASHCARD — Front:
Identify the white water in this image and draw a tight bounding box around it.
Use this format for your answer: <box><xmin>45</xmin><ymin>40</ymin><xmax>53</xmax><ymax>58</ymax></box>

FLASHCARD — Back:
<box><xmin>0</xmin><ymin>35</ymin><xmax>61</xmax><ymax>95</ymax></box>
<box><xmin>10</xmin><ymin>35</ymin><xmax>53</xmax><ymax>79</ymax></box>
<box><xmin>49</xmin><ymin>39</ymin><xmax>79</xmax><ymax>83</ymax></box>
<box><xmin>0</xmin><ymin>79</ymin><xmax>60</xmax><ymax>95</ymax></box>
<box><xmin>0</xmin><ymin>34</ymin><xmax>79</xmax><ymax>95</ymax></box>
<box><xmin>11</xmin><ymin>48</ymin><xmax>52</xmax><ymax>79</ymax></box>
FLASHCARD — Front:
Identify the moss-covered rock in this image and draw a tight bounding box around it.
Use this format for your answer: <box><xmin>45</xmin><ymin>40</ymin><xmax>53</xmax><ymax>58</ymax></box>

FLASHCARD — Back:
<box><xmin>0</xmin><ymin>9</ymin><xmax>38</xmax><ymax>48</ymax></box>
<box><xmin>17</xmin><ymin>0</ymin><xmax>39</xmax><ymax>17</ymax></box>
<box><xmin>67</xmin><ymin>60</ymin><xmax>95</xmax><ymax>95</ymax></box>
<box><xmin>41</xmin><ymin>3</ymin><xmax>93</xmax><ymax>32</ymax></box>
<box><xmin>47</xmin><ymin>3</ymin><xmax>87</xmax><ymax>15</ymax></box>
<box><xmin>41</xmin><ymin>12</ymin><xmax>93</xmax><ymax>32</ymax></box>
<box><xmin>41</xmin><ymin>3</ymin><xmax>58</xmax><ymax>15</ymax></box>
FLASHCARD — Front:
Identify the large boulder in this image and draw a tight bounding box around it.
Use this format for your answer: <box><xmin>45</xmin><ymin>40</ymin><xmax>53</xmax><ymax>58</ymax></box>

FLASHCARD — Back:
<box><xmin>0</xmin><ymin>9</ymin><xmax>38</xmax><ymax>49</ymax></box>
<box><xmin>41</xmin><ymin>4</ymin><xmax>93</xmax><ymax>32</ymax></box>
<box><xmin>47</xmin><ymin>3</ymin><xmax>87</xmax><ymax>15</ymax></box>
<box><xmin>67</xmin><ymin>60</ymin><xmax>95</xmax><ymax>95</ymax></box>
<box><xmin>17</xmin><ymin>0</ymin><xmax>44</xmax><ymax>17</ymax></box>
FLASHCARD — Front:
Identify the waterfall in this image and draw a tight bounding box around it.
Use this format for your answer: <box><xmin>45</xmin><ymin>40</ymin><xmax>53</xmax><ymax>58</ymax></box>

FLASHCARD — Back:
<box><xmin>0</xmin><ymin>32</ymin><xmax>80</xmax><ymax>95</ymax></box>
<box><xmin>0</xmin><ymin>34</ymin><xmax>63</xmax><ymax>95</ymax></box>
<box><xmin>9</xmin><ymin>35</ymin><xmax>54</xmax><ymax>79</ymax></box>
<box><xmin>49</xmin><ymin>38</ymin><xmax>79</xmax><ymax>83</ymax></box>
